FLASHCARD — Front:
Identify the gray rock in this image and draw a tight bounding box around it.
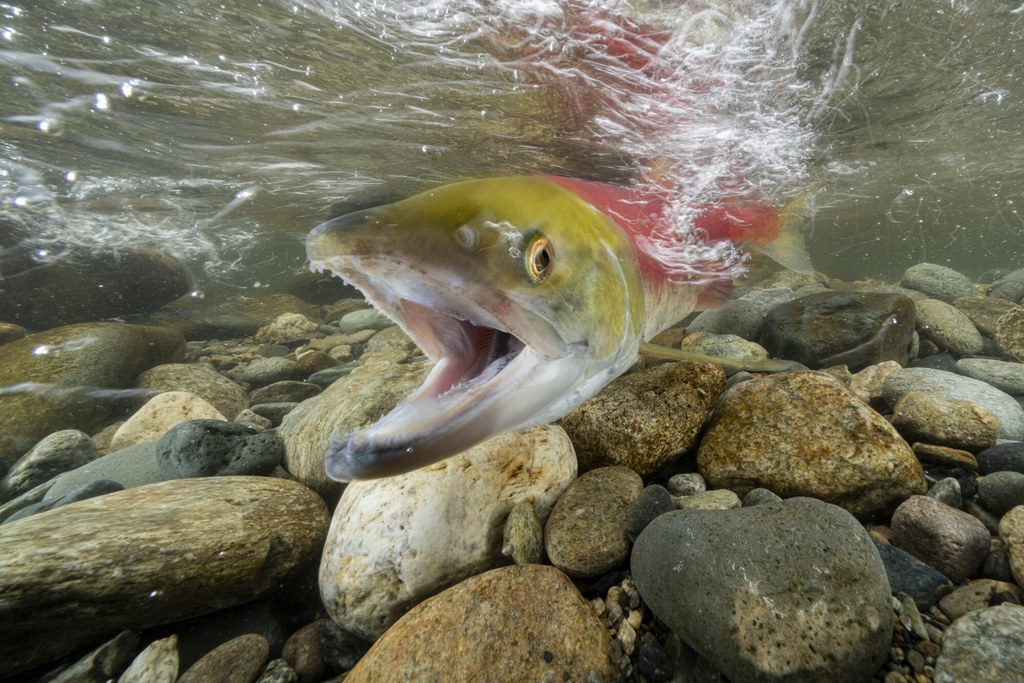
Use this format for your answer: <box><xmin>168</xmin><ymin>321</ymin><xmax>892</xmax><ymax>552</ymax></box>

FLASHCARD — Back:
<box><xmin>666</xmin><ymin>473</ymin><xmax>706</xmax><ymax>497</ymax></box>
<box><xmin>1000</xmin><ymin>506</ymin><xmax>1024</xmax><ymax>587</ymax></box>
<box><xmin>501</xmin><ymin>500</ymin><xmax>545</xmax><ymax>565</ymax></box>
<box><xmin>874</xmin><ymin>542</ymin><xmax>953</xmax><ymax>611</ymax></box>
<box><xmin>957</xmin><ymin>357</ymin><xmax>1024</xmax><ymax>395</ymax></box>
<box><xmin>337</xmin><ymin>308</ymin><xmax>394</xmax><ymax>334</ymax></box>
<box><xmin>147</xmin><ymin>294</ymin><xmax>320</xmax><ymax>341</ymax></box>
<box><xmin>978</xmin><ymin>471</ymin><xmax>1024</xmax><ymax>517</ymax></box>
<box><xmin>626</xmin><ymin>485</ymin><xmax>674</xmax><ymax>542</ymax></box>
<box><xmin>900</xmin><ymin>263</ymin><xmax>978</xmax><ymax>303</ymax></box>
<box><xmin>363</xmin><ymin>326</ymin><xmax>416</xmax><ymax>354</ymax></box>
<box><xmin>760</xmin><ymin>291</ymin><xmax>916</xmax><ymax>371</ymax></box>
<box><xmin>234</xmin><ymin>409</ymin><xmax>273</xmax><ymax>430</ymax></box>
<box><xmin>684</xmin><ymin>299</ymin><xmax>764</xmax><ymax>341</ymax></box>
<box><xmin>883</xmin><ymin>367</ymin><xmax>1024</xmax><ymax>440</ymax></box>
<box><xmin>0</xmin><ymin>323</ymin><xmax>185</xmax><ymax>466</ymax></box>
<box><xmin>679</xmin><ymin>332</ymin><xmax>770</xmax><ymax>365</ymax></box>
<box><xmin>319</xmin><ymin>620</ymin><xmax>371</xmax><ymax>673</ymax></box>
<box><xmin>156</xmin><ymin>420</ymin><xmax>283</xmax><ymax>478</ymax></box>
<box><xmin>927</xmin><ymin>477</ymin><xmax>963</xmax><ymax>509</ymax></box>
<box><xmin>632</xmin><ymin>498</ymin><xmax>892</xmax><ymax>683</ymax></box>
<box><xmin>935</xmin><ymin>605</ymin><xmax>1024</xmax><ymax>683</ymax></box>
<box><xmin>938</xmin><ymin>579</ymin><xmax>1024</xmax><ymax>622</ymax></box>
<box><xmin>987</xmin><ymin>267</ymin><xmax>1024</xmax><ymax>302</ymax></box>
<box><xmin>891</xmin><ymin>495</ymin><xmax>991</xmax><ymax>583</ymax></box>
<box><xmin>544</xmin><ymin>466</ymin><xmax>643</xmax><ymax>578</ymax></box>
<box><xmin>0</xmin><ymin>429</ymin><xmax>99</xmax><ymax>502</ymax></box>
<box><xmin>743</xmin><ymin>487</ymin><xmax>783</xmax><ymax>506</ymax></box>
<box><xmin>4</xmin><ymin>479</ymin><xmax>124</xmax><ymax>524</ymax></box>
<box><xmin>249</xmin><ymin>381</ymin><xmax>321</xmax><ymax>405</ymax></box>
<box><xmin>0</xmin><ymin>477</ymin><xmax>328</xmax><ymax>678</ymax></box>
<box><xmin>178</xmin><ymin>634</ymin><xmax>269</xmax><ymax>683</ymax></box>
<box><xmin>255</xmin><ymin>659</ymin><xmax>298</xmax><ymax>683</ymax></box>
<box><xmin>739</xmin><ymin>286</ymin><xmax>797</xmax><ymax>314</ymax></box>
<box><xmin>977</xmin><ymin>441</ymin><xmax>1024</xmax><ymax>474</ymax></box>
<box><xmin>953</xmin><ymin>296</ymin><xmax>1018</xmax><ymax>336</ymax></box>
<box><xmin>47</xmin><ymin>630</ymin><xmax>139</xmax><ymax>683</ymax></box>
<box><xmin>306</xmin><ymin>363</ymin><xmax>357</xmax><ymax>388</ymax></box>
<box><xmin>249</xmin><ymin>402</ymin><xmax>299</xmax><ymax>425</ymax></box>
<box><xmin>914</xmin><ymin>298</ymin><xmax>985</xmax><ymax>355</ymax></box>
<box><xmin>135</xmin><ymin>363</ymin><xmax>249</xmax><ymax>420</ymax></box>
<box><xmin>227</xmin><ymin>357</ymin><xmax>300</xmax><ymax>388</ymax></box>
<box><xmin>44</xmin><ymin>441</ymin><xmax>165</xmax><ymax>501</ymax></box>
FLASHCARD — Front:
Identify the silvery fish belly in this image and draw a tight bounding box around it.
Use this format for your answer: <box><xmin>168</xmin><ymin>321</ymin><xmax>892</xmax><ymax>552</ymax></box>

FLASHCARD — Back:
<box><xmin>306</xmin><ymin>176</ymin><xmax>652</xmax><ymax>481</ymax></box>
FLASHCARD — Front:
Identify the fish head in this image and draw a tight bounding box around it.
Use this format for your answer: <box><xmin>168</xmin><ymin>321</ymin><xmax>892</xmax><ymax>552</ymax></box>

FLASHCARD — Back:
<box><xmin>306</xmin><ymin>176</ymin><xmax>646</xmax><ymax>480</ymax></box>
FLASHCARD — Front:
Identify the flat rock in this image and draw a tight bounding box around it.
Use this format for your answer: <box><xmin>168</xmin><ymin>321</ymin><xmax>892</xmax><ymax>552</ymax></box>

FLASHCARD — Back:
<box><xmin>912</xmin><ymin>443</ymin><xmax>979</xmax><ymax>471</ymax></box>
<box><xmin>883</xmin><ymin>367</ymin><xmax>1024</xmax><ymax>440</ymax></box>
<box><xmin>249</xmin><ymin>380</ymin><xmax>321</xmax><ymax>405</ymax></box>
<box><xmin>319</xmin><ymin>425</ymin><xmax>575</xmax><ymax>640</ymax></box>
<box><xmin>759</xmin><ymin>291</ymin><xmax>916</xmax><ymax>371</ymax></box>
<box><xmin>900</xmin><ymin>263</ymin><xmax>978</xmax><ymax>303</ymax></box>
<box><xmin>178</xmin><ymin>634</ymin><xmax>270</xmax><ymax>683</ymax></box>
<box><xmin>632</xmin><ymin>498</ymin><xmax>892</xmax><ymax>683</ymax></box>
<box><xmin>558</xmin><ymin>361</ymin><xmax>725</xmax><ymax>475</ymax></box>
<box><xmin>135</xmin><ymin>363</ymin><xmax>249</xmax><ymax>420</ymax></box>
<box><xmin>999</xmin><ymin>505</ymin><xmax>1024</xmax><ymax>586</ymax></box>
<box><xmin>956</xmin><ymin>357</ymin><xmax>1024</xmax><ymax>395</ymax></box>
<box><xmin>914</xmin><ymin>298</ymin><xmax>985</xmax><ymax>355</ymax></box>
<box><xmin>891</xmin><ymin>391</ymin><xmax>1000</xmax><ymax>452</ymax></box>
<box><xmin>698</xmin><ymin>371</ymin><xmax>926</xmax><ymax>518</ymax></box>
<box><xmin>544</xmin><ymin>466</ymin><xmax>643</xmax><ymax>578</ymax></box>
<box><xmin>147</xmin><ymin>293</ymin><xmax>320</xmax><ymax>341</ymax></box>
<box><xmin>0</xmin><ymin>323</ymin><xmax>185</xmax><ymax>466</ymax></box>
<box><xmin>278</xmin><ymin>356</ymin><xmax>430</xmax><ymax>501</ymax></box>
<box><xmin>995</xmin><ymin>306</ymin><xmax>1024</xmax><ymax>362</ymax></box>
<box><xmin>0</xmin><ymin>477</ymin><xmax>328</xmax><ymax>677</ymax></box>
<box><xmin>934</xmin><ymin>605</ymin><xmax>1024</xmax><ymax>683</ymax></box>
<box><xmin>344</xmin><ymin>565</ymin><xmax>613</xmax><ymax>683</ymax></box>
<box><xmin>109</xmin><ymin>391</ymin><xmax>226</xmax><ymax>451</ymax></box>
<box><xmin>890</xmin><ymin>495</ymin><xmax>991</xmax><ymax>583</ymax></box>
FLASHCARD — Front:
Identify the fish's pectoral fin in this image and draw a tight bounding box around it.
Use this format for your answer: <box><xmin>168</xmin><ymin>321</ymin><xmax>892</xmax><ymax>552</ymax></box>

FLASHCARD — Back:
<box><xmin>638</xmin><ymin>342</ymin><xmax>807</xmax><ymax>373</ymax></box>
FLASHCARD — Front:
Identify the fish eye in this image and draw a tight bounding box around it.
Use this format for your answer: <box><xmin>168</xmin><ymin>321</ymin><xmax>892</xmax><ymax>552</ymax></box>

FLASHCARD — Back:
<box><xmin>525</xmin><ymin>234</ymin><xmax>554</xmax><ymax>283</ymax></box>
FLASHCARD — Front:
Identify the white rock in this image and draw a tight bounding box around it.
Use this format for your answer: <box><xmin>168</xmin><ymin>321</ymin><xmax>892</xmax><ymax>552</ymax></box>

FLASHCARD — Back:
<box><xmin>319</xmin><ymin>424</ymin><xmax>577</xmax><ymax>640</ymax></box>
<box><xmin>109</xmin><ymin>391</ymin><xmax>225</xmax><ymax>451</ymax></box>
<box><xmin>117</xmin><ymin>635</ymin><xmax>178</xmax><ymax>683</ymax></box>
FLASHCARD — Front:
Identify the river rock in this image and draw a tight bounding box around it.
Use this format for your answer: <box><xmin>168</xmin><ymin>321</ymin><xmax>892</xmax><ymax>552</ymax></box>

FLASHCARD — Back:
<box><xmin>977</xmin><ymin>441</ymin><xmax>1024</xmax><ymax>474</ymax></box>
<box><xmin>988</xmin><ymin>268</ymin><xmax>1024</xmax><ymax>300</ymax></box>
<box><xmin>914</xmin><ymin>298</ymin><xmax>985</xmax><ymax>355</ymax></box>
<box><xmin>666</xmin><ymin>472</ymin><xmax>706</xmax><ymax>496</ymax></box>
<box><xmin>47</xmin><ymin>630</ymin><xmax>139</xmax><ymax>683</ymax></box>
<box><xmin>156</xmin><ymin>419</ymin><xmax>283</xmax><ymax>478</ymax></box>
<box><xmin>255</xmin><ymin>313</ymin><xmax>320</xmax><ymax>344</ymax></box>
<box><xmin>109</xmin><ymin>391</ymin><xmax>226</xmax><ymax>451</ymax></box>
<box><xmin>978</xmin><ymin>471</ymin><xmax>1024</xmax><ymax>517</ymax></box>
<box><xmin>0</xmin><ymin>322</ymin><xmax>26</xmax><ymax>344</ymax></box>
<box><xmin>890</xmin><ymin>495</ymin><xmax>991</xmax><ymax>582</ymax></box>
<box><xmin>559</xmin><ymin>361</ymin><xmax>725</xmax><ymax>475</ymax></box>
<box><xmin>178</xmin><ymin>634</ymin><xmax>270</xmax><ymax>683</ymax></box>
<box><xmin>117</xmin><ymin>635</ymin><xmax>179</xmax><ymax>683</ymax></box>
<box><xmin>938</xmin><ymin>579</ymin><xmax>1024</xmax><ymax>622</ymax></box>
<box><xmin>873</xmin><ymin>542</ymin><xmax>953</xmax><ymax>611</ymax></box>
<box><xmin>957</xmin><ymin>357</ymin><xmax>1024</xmax><ymax>396</ymax></box>
<box><xmin>934</xmin><ymin>604</ymin><xmax>1024</xmax><ymax>683</ymax></box>
<box><xmin>226</xmin><ymin>357</ymin><xmax>300</xmax><ymax>388</ymax></box>
<box><xmin>6</xmin><ymin>479</ymin><xmax>124</xmax><ymax>524</ymax></box>
<box><xmin>501</xmin><ymin>500</ymin><xmax>545</xmax><ymax>565</ymax></box>
<box><xmin>344</xmin><ymin>565</ymin><xmax>613</xmax><ymax>682</ymax></box>
<box><xmin>0</xmin><ymin>476</ymin><xmax>328</xmax><ymax>677</ymax></box>
<box><xmin>883</xmin><ymin>367</ymin><xmax>1024</xmax><ymax>440</ymax></box>
<box><xmin>759</xmin><ymin>291</ymin><xmax>916</xmax><ymax>371</ymax></box>
<box><xmin>698</xmin><ymin>371</ymin><xmax>926</xmax><ymax>518</ymax></box>
<box><xmin>626</xmin><ymin>484</ymin><xmax>675</xmax><ymax>542</ymax></box>
<box><xmin>148</xmin><ymin>293</ymin><xmax>320</xmax><ymax>341</ymax></box>
<box><xmin>900</xmin><ymin>263</ymin><xmax>978</xmax><ymax>303</ymax></box>
<box><xmin>952</xmin><ymin>296</ymin><xmax>1017</xmax><ymax>336</ymax></box>
<box><xmin>256</xmin><ymin>659</ymin><xmax>297</xmax><ymax>683</ymax></box>
<box><xmin>250</xmin><ymin>380</ymin><xmax>321</xmax><ymax>405</ymax></box>
<box><xmin>280</xmin><ymin>620</ymin><xmax>326</xmax><ymax>683</ymax></box>
<box><xmin>0</xmin><ymin>244</ymin><xmax>189</xmax><ymax>329</ymax></box>
<box><xmin>1000</xmin><ymin>505</ymin><xmax>1024</xmax><ymax>586</ymax></box>
<box><xmin>278</xmin><ymin>355</ymin><xmax>429</xmax><ymax>500</ymax></box>
<box><xmin>891</xmin><ymin>391</ymin><xmax>1000</xmax><ymax>452</ymax></box>
<box><xmin>544</xmin><ymin>466</ymin><xmax>643</xmax><ymax>578</ymax></box>
<box><xmin>0</xmin><ymin>429</ymin><xmax>99</xmax><ymax>501</ymax></box>
<box><xmin>995</xmin><ymin>306</ymin><xmax>1024</xmax><ymax>361</ymax></box>
<box><xmin>319</xmin><ymin>425</ymin><xmax>575</xmax><ymax>640</ymax></box>
<box><xmin>337</xmin><ymin>308</ymin><xmax>394</xmax><ymax>334</ymax></box>
<box><xmin>40</xmin><ymin>440</ymin><xmax>162</xmax><ymax>502</ymax></box>
<box><xmin>135</xmin><ymin>363</ymin><xmax>249</xmax><ymax>420</ymax></box>
<box><xmin>685</xmin><ymin>299</ymin><xmax>764</xmax><ymax>341</ymax></box>
<box><xmin>632</xmin><ymin>498</ymin><xmax>892</xmax><ymax>683</ymax></box>
<box><xmin>0</xmin><ymin>322</ymin><xmax>185</xmax><ymax>466</ymax></box>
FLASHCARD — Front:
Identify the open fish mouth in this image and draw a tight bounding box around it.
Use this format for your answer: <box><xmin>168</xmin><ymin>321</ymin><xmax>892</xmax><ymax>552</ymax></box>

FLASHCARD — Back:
<box><xmin>309</xmin><ymin>255</ymin><xmax>578</xmax><ymax>481</ymax></box>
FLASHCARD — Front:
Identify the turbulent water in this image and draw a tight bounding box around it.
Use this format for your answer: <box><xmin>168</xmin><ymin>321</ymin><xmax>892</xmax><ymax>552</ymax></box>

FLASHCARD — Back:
<box><xmin>0</xmin><ymin>0</ymin><xmax>1022</xmax><ymax>292</ymax></box>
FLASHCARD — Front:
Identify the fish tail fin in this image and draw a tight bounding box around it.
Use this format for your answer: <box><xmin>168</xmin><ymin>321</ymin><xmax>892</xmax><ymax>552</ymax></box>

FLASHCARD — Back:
<box><xmin>754</xmin><ymin>191</ymin><xmax>814</xmax><ymax>272</ymax></box>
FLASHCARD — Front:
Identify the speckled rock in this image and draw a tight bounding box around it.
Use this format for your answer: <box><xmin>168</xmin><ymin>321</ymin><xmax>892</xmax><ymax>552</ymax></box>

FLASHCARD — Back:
<box><xmin>0</xmin><ymin>322</ymin><xmax>26</xmax><ymax>344</ymax></box>
<box><xmin>502</xmin><ymin>500</ymin><xmax>545</xmax><ymax>565</ymax></box>
<box><xmin>995</xmin><ymin>306</ymin><xmax>1024</xmax><ymax>362</ymax></box>
<box><xmin>743</xmin><ymin>487</ymin><xmax>783</xmax><ymax>506</ymax></box>
<box><xmin>319</xmin><ymin>425</ymin><xmax>575</xmax><ymax>640</ymax></box>
<box><xmin>952</xmin><ymin>296</ymin><xmax>1017</xmax><ymax>336</ymax></box>
<box><xmin>0</xmin><ymin>477</ymin><xmax>328</xmax><ymax>677</ymax></box>
<box><xmin>849</xmin><ymin>360</ymin><xmax>903</xmax><ymax>404</ymax></box>
<box><xmin>227</xmin><ymin>357</ymin><xmax>300</xmax><ymax>388</ymax></box>
<box><xmin>927</xmin><ymin>477</ymin><xmax>963</xmax><ymax>509</ymax></box>
<box><xmin>559</xmin><ymin>361</ymin><xmax>724</xmax><ymax>475</ymax></box>
<box><xmin>544</xmin><ymin>466</ymin><xmax>643</xmax><ymax>578</ymax></box>
<box><xmin>666</xmin><ymin>472</ymin><xmax>706</xmax><ymax>497</ymax></box>
<box><xmin>938</xmin><ymin>579</ymin><xmax>1024</xmax><ymax>622</ymax></box>
<box><xmin>118</xmin><ymin>635</ymin><xmax>179</xmax><ymax>683</ymax></box>
<box><xmin>934</xmin><ymin>605</ymin><xmax>1024</xmax><ymax>683</ymax></box>
<box><xmin>344</xmin><ymin>565</ymin><xmax>613</xmax><ymax>683</ymax></box>
<box><xmin>900</xmin><ymin>263</ymin><xmax>978</xmax><ymax>303</ymax></box>
<box><xmin>0</xmin><ymin>323</ymin><xmax>185</xmax><ymax>466</ymax></box>
<box><xmin>873</xmin><ymin>542</ymin><xmax>953</xmax><ymax>611</ymax></box>
<box><xmin>999</xmin><ymin>505</ymin><xmax>1024</xmax><ymax>586</ymax></box>
<box><xmin>250</xmin><ymin>381</ymin><xmax>321</xmax><ymax>405</ymax></box>
<box><xmin>632</xmin><ymin>498</ymin><xmax>892</xmax><ymax>683</ymax></box>
<box><xmin>255</xmin><ymin>313</ymin><xmax>320</xmax><ymax>343</ymax></box>
<box><xmin>256</xmin><ymin>659</ymin><xmax>297</xmax><ymax>683</ymax></box>
<box><xmin>698</xmin><ymin>371</ymin><xmax>926</xmax><ymax>518</ymax></box>
<box><xmin>178</xmin><ymin>634</ymin><xmax>269</xmax><ymax>683</ymax></box>
<box><xmin>914</xmin><ymin>298</ymin><xmax>985</xmax><ymax>355</ymax></box>
<box><xmin>278</xmin><ymin>356</ymin><xmax>430</xmax><ymax>501</ymax></box>
<box><xmin>978</xmin><ymin>471</ymin><xmax>1024</xmax><ymax>517</ymax></box>
<box><xmin>890</xmin><ymin>495</ymin><xmax>991</xmax><ymax>583</ymax></box>
<box><xmin>891</xmin><ymin>391</ymin><xmax>1000</xmax><ymax>452</ymax></box>
<box><xmin>156</xmin><ymin>419</ymin><xmax>283</xmax><ymax>478</ymax></box>
<box><xmin>679</xmin><ymin>332</ymin><xmax>770</xmax><ymax>365</ymax></box>
<box><xmin>912</xmin><ymin>442</ymin><xmax>979</xmax><ymax>470</ymax></box>
<box><xmin>673</xmin><ymin>488</ymin><xmax>741</xmax><ymax>510</ymax></box>
<box><xmin>957</xmin><ymin>357</ymin><xmax>1024</xmax><ymax>395</ymax></box>
<box><xmin>759</xmin><ymin>291</ymin><xmax>916</xmax><ymax>371</ymax></box>
<box><xmin>109</xmin><ymin>392</ymin><xmax>226</xmax><ymax>451</ymax></box>
<box><xmin>0</xmin><ymin>429</ymin><xmax>99</xmax><ymax>502</ymax></box>
<box><xmin>135</xmin><ymin>363</ymin><xmax>249</xmax><ymax>420</ymax></box>
<box><xmin>883</xmin><ymin>367</ymin><xmax>1024</xmax><ymax>440</ymax></box>
<box><xmin>739</xmin><ymin>286</ymin><xmax>798</xmax><ymax>314</ymax></box>
<box><xmin>977</xmin><ymin>442</ymin><xmax>1024</xmax><ymax>474</ymax></box>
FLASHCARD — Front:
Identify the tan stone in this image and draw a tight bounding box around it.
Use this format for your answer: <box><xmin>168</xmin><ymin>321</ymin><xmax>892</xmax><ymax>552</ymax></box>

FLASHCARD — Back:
<box><xmin>999</xmin><ymin>505</ymin><xmax>1024</xmax><ymax>587</ymax></box>
<box><xmin>893</xmin><ymin>392</ymin><xmax>1000</xmax><ymax>453</ymax></box>
<box><xmin>109</xmin><ymin>391</ymin><xmax>226</xmax><ymax>451</ymax></box>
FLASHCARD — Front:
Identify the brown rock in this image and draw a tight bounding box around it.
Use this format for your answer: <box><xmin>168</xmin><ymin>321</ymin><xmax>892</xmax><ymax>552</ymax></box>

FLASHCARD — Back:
<box><xmin>559</xmin><ymin>361</ymin><xmax>725</xmax><ymax>475</ymax></box>
<box><xmin>953</xmin><ymin>296</ymin><xmax>1017</xmax><ymax>337</ymax></box>
<box><xmin>891</xmin><ymin>495</ymin><xmax>991</xmax><ymax>582</ymax></box>
<box><xmin>344</xmin><ymin>565</ymin><xmax>613</xmax><ymax>683</ymax></box>
<box><xmin>698</xmin><ymin>371</ymin><xmax>926</xmax><ymax>518</ymax></box>
<box><xmin>912</xmin><ymin>443</ymin><xmax>980</xmax><ymax>471</ymax></box>
<box><xmin>999</xmin><ymin>505</ymin><xmax>1024</xmax><ymax>586</ymax></box>
<box><xmin>118</xmin><ymin>635</ymin><xmax>179</xmax><ymax>683</ymax></box>
<box><xmin>0</xmin><ymin>477</ymin><xmax>328</xmax><ymax>677</ymax></box>
<box><xmin>995</xmin><ymin>306</ymin><xmax>1024</xmax><ymax>362</ymax></box>
<box><xmin>281</xmin><ymin>621</ymin><xmax>327</xmax><ymax>683</ymax></box>
<box><xmin>893</xmin><ymin>392</ymin><xmax>1000</xmax><ymax>452</ymax></box>
<box><xmin>938</xmin><ymin>579</ymin><xmax>1024</xmax><ymax>622</ymax></box>
<box><xmin>179</xmin><ymin>634</ymin><xmax>269</xmax><ymax>683</ymax></box>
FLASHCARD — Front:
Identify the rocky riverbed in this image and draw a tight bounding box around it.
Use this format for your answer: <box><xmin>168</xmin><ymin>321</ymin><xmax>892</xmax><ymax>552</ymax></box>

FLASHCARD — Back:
<box><xmin>1</xmin><ymin>262</ymin><xmax>1024</xmax><ymax>682</ymax></box>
